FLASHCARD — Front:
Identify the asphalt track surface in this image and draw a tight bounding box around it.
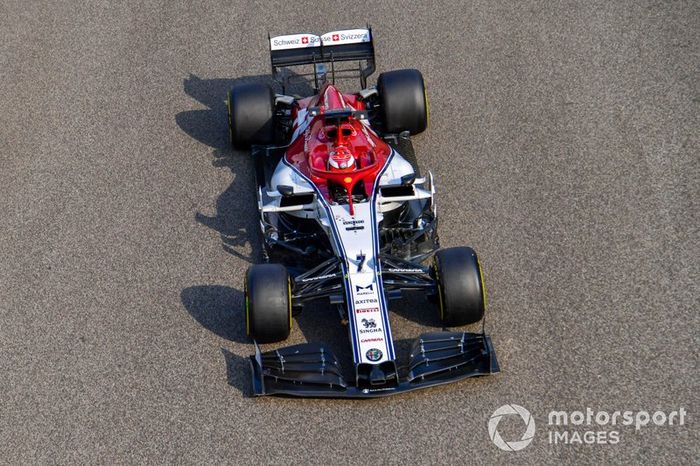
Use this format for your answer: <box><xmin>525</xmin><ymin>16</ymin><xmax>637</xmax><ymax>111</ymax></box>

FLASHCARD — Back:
<box><xmin>1</xmin><ymin>1</ymin><xmax>698</xmax><ymax>464</ymax></box>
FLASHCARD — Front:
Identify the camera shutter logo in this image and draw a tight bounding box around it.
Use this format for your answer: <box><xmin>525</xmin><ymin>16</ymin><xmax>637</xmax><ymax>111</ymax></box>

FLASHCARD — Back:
<box><xmin>488</xmin><ymin>404</ymin><xmax>536</xmax><ymax>451</ymax></box>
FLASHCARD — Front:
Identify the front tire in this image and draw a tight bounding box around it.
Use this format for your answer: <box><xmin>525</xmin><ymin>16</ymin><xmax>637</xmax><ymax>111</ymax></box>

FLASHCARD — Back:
<box><xmin>433</xmin><ymin>247</ymin><xmax>486</xmax><ymax>326</ymax></box>
<box><xmin>244</xmin><ymin>264</ymin><xmax>291</xmax><ymax>343</ymax></box>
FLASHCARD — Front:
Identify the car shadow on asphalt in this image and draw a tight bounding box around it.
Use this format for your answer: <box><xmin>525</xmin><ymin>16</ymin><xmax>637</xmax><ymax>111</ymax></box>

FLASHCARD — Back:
<box><xmin>180</xmin><ymin>283</ymin><xmax>353</xmax><ymax>385</ymax></box>
<box><xmin>221</xmin><ymin>348</ymin><xmax>253</xmax><ymax>397</ymax></box>
<box><xmin>176</xmin><ymin>74</ymin><xmax>266</xmax><ymax>263</ymax></box>
<box><xmin>180</xmin><ymin>284</ymin><xmax>253</xmax><ymax>395</ymax></box>
<box><xmin>176</xmin><ymin>72</ymin><xmax>318</xmax><ymax>396</ymax></box>
<box><xmin>181</xmin><ymin>285</ymin><xmax>247</xmax><ymax>343</ymax></box>
<box><xmin>176</xmin><ymin>73</ymin><xmax>314</xmax><ymax>263</ymax></box>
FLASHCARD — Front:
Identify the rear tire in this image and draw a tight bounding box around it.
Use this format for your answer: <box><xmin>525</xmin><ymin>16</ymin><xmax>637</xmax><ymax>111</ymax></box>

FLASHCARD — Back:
<box><xmin>377</xmin><ymin>69</ymin><xmax>428</xmax><ymax>135</ymax></box>
<box><xmin>433</xmin><ymin>247</ymin><xmax>486</xmax><ymax>326</ymax></box>
<box><xmin>228</xmin><ymin>83</ymin><xmax>275</xmax><ymax>150</ymax></box>
<box><xmin>245</xmin><ymin>264</ymin><xmax>291</xmax><ymax>343</ymax></box>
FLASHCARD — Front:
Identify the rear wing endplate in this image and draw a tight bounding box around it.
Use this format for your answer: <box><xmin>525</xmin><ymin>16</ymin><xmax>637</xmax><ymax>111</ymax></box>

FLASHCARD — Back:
<box><xmin>269</xmin><ymin>28</ymin><xmax>376</xmax><ymax>90</ymax></box>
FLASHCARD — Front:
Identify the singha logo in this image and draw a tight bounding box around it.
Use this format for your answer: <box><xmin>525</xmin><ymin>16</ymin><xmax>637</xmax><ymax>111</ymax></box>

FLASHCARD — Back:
<box><xmin>361</xmin><ymin>318</ymin><xmax>377</xmax><ymax>329</ymax></box>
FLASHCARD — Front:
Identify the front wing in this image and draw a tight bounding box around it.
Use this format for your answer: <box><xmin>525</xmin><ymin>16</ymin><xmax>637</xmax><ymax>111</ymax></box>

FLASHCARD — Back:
<box><xmin>249</xmin><ymin>331</ymin><xmax>499</xmax><ymax>398</ymax></box>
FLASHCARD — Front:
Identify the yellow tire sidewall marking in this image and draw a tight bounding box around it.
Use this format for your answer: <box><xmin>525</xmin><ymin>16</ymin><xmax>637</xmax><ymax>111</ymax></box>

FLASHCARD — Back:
<box><xmin>244</xmin><ymin>276</ymin><xmax>250</xmax><ymax>336</ymax></box>
<box><xmin>477</xmin><ymin>257</ymin><xmax>487</xmax><ymax>311</ymax></box>
<box><xmin>434</xmin><ymin>256</ymin><xmax>444</xmax><ymax>320</ymax></box>
<box><xmin>288</xmin><ymin>276</ymin><xmax>293</xmax><ymax>330</ymax></box>
<box><xmin>227</xmin><ymin>91</ymin><xmax>233</xmax><ymax>144</ymax></box>
<box><xmin>424</xmin><ymin>83</ymin><xmax>430</xmax><ymax>129</ymax></box>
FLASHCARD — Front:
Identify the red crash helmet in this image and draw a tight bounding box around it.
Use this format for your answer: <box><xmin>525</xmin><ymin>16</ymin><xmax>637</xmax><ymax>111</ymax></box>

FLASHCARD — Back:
<box><xmin>328</xmin><ymin>146</ymin><xmax>355</xmax><ymax>171</ymax></box>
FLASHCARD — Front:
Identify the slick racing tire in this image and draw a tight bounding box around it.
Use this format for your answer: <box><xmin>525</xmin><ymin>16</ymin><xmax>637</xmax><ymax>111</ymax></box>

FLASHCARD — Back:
<box><xmin>433</xmin><ymin>247</ymin><xmax>486</xmax><ymax>326</ymax></box>
<box><xmin>228</xmin><ymin>82</ymin><xmax>275</xmax><ymax>150</ymax></box>
<box><xmin>377</xmin><ymin>69</ymin><xmax>428</xmax><ymax>135</ymax></box>
<box><xmin>244</xmin><ymin>264</ymin><xmax>292</xmax><ymax>343</ymax></box>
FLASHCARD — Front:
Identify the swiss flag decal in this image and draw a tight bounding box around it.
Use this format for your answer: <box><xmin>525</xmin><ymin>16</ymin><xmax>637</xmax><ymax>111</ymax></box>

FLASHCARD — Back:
<box><xmin>332</xmin><ymin>34</ymin><xmax>339</xmax><ymax>41</ymax></box>
<box><xmin>301</xmin><ymin>36</ymin><xmax>309</xmax><ymax>44</ymax></box>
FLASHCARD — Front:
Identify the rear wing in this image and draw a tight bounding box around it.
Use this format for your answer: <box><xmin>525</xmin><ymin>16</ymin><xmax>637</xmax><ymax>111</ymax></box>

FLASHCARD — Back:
<box><xmin>269</xmin><ymin>28</ymin><xmax>376</xmax><ymax>91</ymax></box>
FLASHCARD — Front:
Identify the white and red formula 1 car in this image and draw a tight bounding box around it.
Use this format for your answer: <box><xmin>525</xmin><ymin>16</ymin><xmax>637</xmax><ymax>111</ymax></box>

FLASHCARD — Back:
<box><xmin>227</xmin><ymin>28</ymin><xmax>499</xmax><ymax>397</ymax></box>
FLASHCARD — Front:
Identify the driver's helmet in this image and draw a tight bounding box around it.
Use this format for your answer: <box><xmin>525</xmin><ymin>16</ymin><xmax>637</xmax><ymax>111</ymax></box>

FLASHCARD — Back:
<box><xmin>328</xmin><ymin>145</ymin><xmax>355</xmax><ymax>171</ymax></box>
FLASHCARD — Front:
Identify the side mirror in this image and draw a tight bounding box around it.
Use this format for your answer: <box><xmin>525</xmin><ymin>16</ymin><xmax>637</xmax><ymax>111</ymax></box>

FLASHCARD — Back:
<box><xmin>401</xmin><ymin>173</ymin><xmax>416</xmax><ymax>186</ymax></box>
<box><xmin>277</xmin><ymin>185</ymin><xmax>294</xmax><ymax>196</ymax></box>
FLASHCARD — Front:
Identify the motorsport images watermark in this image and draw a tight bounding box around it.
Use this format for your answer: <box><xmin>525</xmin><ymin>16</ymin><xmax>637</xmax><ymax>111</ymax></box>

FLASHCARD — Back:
<box><xmin>488</xmin><ymin>404</ymin><xmax>688</xmax><ymax>451</ymax></box>
<box><xmin>488</xmin><ymin>404</ymin><xmax>536</xmax><ymax>451</ymax></box>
